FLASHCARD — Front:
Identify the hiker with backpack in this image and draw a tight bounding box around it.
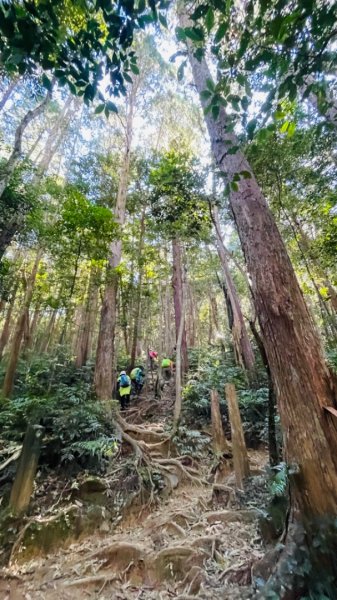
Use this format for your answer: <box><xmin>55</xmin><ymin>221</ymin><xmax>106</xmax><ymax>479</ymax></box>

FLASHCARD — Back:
<box><xmin>161</xmin><ymin>357</ymin><xmax>173</xmax><ymax>382</ymax></box>
<box><xmin>130</xmin><ymin>365</ymin><xmax>145</xmax><ymax>396</ymax></box>
<box><xmin>117</xmin><ymin>370</ymin><xmax>131</xmax><ymax>410</ymax></box>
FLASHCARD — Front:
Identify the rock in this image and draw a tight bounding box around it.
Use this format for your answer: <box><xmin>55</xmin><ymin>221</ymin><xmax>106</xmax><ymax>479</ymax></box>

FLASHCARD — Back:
<box><xmin>10</xmin><ymin>504</ymin><xmax>106</xmax><ymax>564</ymax></box>
<box><xmin>74</xmin><ymin>477</ymin><xmax>108</xmax><ymax>506</ymax></box>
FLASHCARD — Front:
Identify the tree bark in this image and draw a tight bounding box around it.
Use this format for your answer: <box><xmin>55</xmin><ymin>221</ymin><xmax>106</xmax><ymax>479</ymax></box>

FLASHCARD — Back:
<box><xmin>0</xmin><ymin>76</ymin><xmax>19</xmax><ymax>112</ymax></box>
<box><xmin>211</xmin><ymin>388</ymin><xmax>231</xmax><ymax>455</ymax></box>
<box><xmin>0</xmin><ymin>88</ymin><xmax>52</xmax><ymax>199</ymax></box>
<box><xmin>172</xmin><ymin>238</ymin><xmax>188</xmax><ymax>373</ymax></box>
<box><xmin>0</xmin><ymin>281</ymin><xmax>19</xmax><ymax>361</ymax></box>
<box><xmin>173</xmin><ymin>270</ymin><xmax>187</xmax><ymax>432</ymax></box>
<box><xmin>2</xmin><ymin>250</ymin><xmax>42</xmax><ymax>397</ymax></box>
<box><xmin>184</xmin><ymin>36</ymin><xmax>337</xmax><ymax>518</ymax></box>
<box><xmin>75</xmin><ymin>266</ymin><xmax>99</xmax><ymax>368</ymax></box>
<box><xmin>225</xmin><ymin>383</ymin><xmax>250</xmax><ymax>488</ymax></box>
<box><xmin>211</xmin><ymin>204</ymin><xmax>255</xmax><ymax>375</ymax></box>
<box><xmin>130</xmin><ymin>208</ymin><xmax>146</xmax><ymax>370</ymax></box>
<box><xmin>250</xmin><ymin>319</ymin><xmax>279</xmax><ymax>466</ymax></box>
<box><xmin>94</xmin><ymin>84</ymin><xmax>136</xmax><ymax>400</ymax></box>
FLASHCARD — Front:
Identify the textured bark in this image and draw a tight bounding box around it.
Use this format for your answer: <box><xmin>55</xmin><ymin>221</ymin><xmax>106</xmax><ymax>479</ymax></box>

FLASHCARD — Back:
<box><xmin>185</xmin><ymin>37</ymin><xmax>337</xmax><ymax>518</ymax></box>
<box><xmin>2</xmin><ymin>250</ymin><xmax>42</xmax><ymax>397</ymax></box>
<box><xmin>211</xmin><ymin>389</ymin><xmax>231</xmax><ymax>455</ymax></box>
<box><xmin>172</xmin><ymin>238</ymin><xmax>188</xmax><ymax>374</ymax></box>
<box><xmin>225</xmin><ymin>383</ymin><xmax>250</xmax><ymax>488</ymax></box>
<box><xmin>94</xmin><ymin>84</ymin><xmax>136</xmax><ymax>400</ymax></box>
<box><xmin>211</xmin><ymin>204</ymin><xmax>255</xmax><ymax>374</ymax></box>
<box><xmin>0</xmin><ymin>89</ymin><xmax>52</xmax><ymax>199</ymax></box>
<box><xmin>75</xmin><ymin>267</ymin><xmax>99</xmax><ymax>368</ymax></box>
<box><xmin>0</xmin><ymin>281</ymin><xmax>19</xmax><ymax>360</ymax></box>
<box><xmin>250</xmin><ymin>319</ymin><xmax>279</xmax><ymax>465</ymax></box>
<box><xmin>130</xmin><ymin>209</ymin><xmax>146</xmax><ymax>370</ymax></box>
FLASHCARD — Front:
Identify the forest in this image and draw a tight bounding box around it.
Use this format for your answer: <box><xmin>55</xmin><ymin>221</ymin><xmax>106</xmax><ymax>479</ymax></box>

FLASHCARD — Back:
<box><xmin>0</xmin><ymin>0</ymin><xmax>337</xmax><ymax>598</ymax></box>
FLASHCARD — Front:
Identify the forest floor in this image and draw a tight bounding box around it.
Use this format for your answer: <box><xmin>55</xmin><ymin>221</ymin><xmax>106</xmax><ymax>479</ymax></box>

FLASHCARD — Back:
<box><xmin>0</xmin><ymin>381</ymin><xmax>269</xmax><ymax>599</ymax></box>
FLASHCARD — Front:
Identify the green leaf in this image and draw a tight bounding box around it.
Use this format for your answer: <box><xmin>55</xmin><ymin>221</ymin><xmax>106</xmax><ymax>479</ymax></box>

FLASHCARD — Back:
<box><xmin>130</xmin><ymin>63</ymin><xmax>140</xmax><ymax>75</ymax></box>
<box><xmin>158</xmin><ymin>13</ymin><xmax>168</xmax><ymax>28</ymax></box>
<box><xmin>200</xmin><ymin>89</ymin><xmax>212</xmax><ymax>100</ymax></box>
<box><xmin>280</xmin><ymin>120</ymin><xmax>290</xmax><ymax>133</ymax></box>
<box><xmin>287</xmin><ymin>122</ymin><xmax>296</xmax><ymax>137</ymax></box>
<box><xmin>106</xmin><ymin>100</ymin><xmax>118</xmax><ymax>113</ymax></box>
<box><xmin>212</xmin><ymin>105</ymin><xmax>220</xmax><ymax>120</ymax></box>
<box><xmin>240</xmin><ymin>170</ymin><xmax>252</xmax><ymax>179</ymax></box>
<box><xmin>205</xmin><ymin>8</ymin><xmax>214</xmax><ymax>33</ymax></box>
<box><xmin>230</xmin><ymin>181</ymin><xmax>239</xmax><ymax>192</ymax></box>
<box><xmin>177</xmin><ymin>60</ymin><xmax>186</xmax><ymax>82</ymax></box>
<box><xmin>175</xmin><ymin>27</ymin><xmax>186</xmax><ymax>41</ymax></box>
<box><xmin>42</xmin><ymin>73</ymin><xmax>53</xmax><ymax>91</ymax></box>
<box><xmin>206</xmin><ymin>78</ymin><xmax>215</xmax><ymax>92</ymax></box>
<box><xmin>95</xmin><ymin>104</ymin><xmax>105</xmax><ymax>114</ymax></box>
<box><xmin>214</xmin><ymin>22</ymin><xmax>227</xmax><ymax>44</ymax></box>
<box><xmin>184</xmin><ymin>27</ymin><xmax>204</xmax><ymax>42</ymax></box>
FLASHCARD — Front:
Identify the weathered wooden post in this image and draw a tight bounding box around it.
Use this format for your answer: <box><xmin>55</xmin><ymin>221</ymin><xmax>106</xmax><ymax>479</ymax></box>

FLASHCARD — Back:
<box><xmin>225</xmin><ymin>383</ymin><xmax>250</xmax><ymax>488</ymax></box>
<box><xmin>210</xmin><ymin>389</ymin><xmax>231</xmax><ymax>455</ymax></box>
<box><xmin>9</xmin><ymin>424</ymin><xmax>44</xmax><ymax>514</ymax></box>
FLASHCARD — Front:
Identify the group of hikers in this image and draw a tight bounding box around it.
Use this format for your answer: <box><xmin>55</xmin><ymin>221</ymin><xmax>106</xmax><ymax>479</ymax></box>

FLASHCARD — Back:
<box><xmin>116</xmin><ymin>350</ymin><xmax>174</xmax><ymax>410</ymax></box>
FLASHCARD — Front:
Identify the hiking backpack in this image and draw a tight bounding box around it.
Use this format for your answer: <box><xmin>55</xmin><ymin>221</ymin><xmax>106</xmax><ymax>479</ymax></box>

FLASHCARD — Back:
<box><xmin>120</xmin><ymin>374</ymin><xmax>129</xmax><ymax>388</ymax></box>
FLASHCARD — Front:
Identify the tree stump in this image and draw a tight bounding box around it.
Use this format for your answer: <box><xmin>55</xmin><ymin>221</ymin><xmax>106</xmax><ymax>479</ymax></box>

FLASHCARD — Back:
<box><xmin>225</xmin><ymin>383</ymin><xmax>250</xmax><ymax>488</ymax></box>
<box><xmin>210</xmin><ymin>389</ymin><xmax>230</xmax><ymax>455</ymax></box>
<box><xmin>9</xmin><ymin>424</ymin><xmax>44</xmax><ymax>514</ymax></box>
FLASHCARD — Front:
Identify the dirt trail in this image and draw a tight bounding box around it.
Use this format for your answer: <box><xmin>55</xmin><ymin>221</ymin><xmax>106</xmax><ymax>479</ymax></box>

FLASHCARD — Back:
<box><xmin>1</xmin><ymin>384</ymin><xmax>267</xmax><ymax>599</ymax></box>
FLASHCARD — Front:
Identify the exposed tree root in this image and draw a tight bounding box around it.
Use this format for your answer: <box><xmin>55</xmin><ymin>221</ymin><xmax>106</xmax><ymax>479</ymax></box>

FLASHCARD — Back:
<box><xmin>154</xmin><ymin>458</ymin><xmax>207</xmax><ymax>486</ymax></box>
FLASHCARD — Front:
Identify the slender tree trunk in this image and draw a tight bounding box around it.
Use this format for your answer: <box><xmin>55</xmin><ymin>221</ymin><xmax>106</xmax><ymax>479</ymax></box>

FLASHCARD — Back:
<box><xmin>211</xmin><ymin>204</ymin><xmax>255</xmax><ymax>375</ymax></box>
<box><xmin>36</xmin><ymin>96</ymin><xmax>74</xmax><ymax>174</ymax></box>
<box><xmin>75</xmin><ymin>266</ymin><xmax>98</xmax><ymax>368</ymax></box>
<box><xmin>0</xmin><ymin>76</ymin><xmax>19</xmax><ymax>112</ymax></box>
<box><xmin>22</xmin><ymin>304</ymin><xmax>40</xmax><ymax>353</ymax></box>
<box><xmin>173</xmin><ymin>271</ymin><xmax>186</xmax><ymax>431</ymax></box>
<box><xmin>94</xmin><ymin>84</ymin><xmax>137</xmax><ymax>400</ymax></box>
<box><xmin>172</xmin><ymin>238</ymin><xmax>188</xmax><ymax>373</ymax></box>
<box><xmin>130</xmin><ymin>209</ymin><xmax>146</xmax><ymax>369</ymax></box>
<box><xmin>0</xmin><ymin>89</ymin><xmax>52</xmax><ymax>200</ymax></box>
<box><xmin>226</xmin><ymin>383</ymin><xmax>250</xmax><ymax>488</ymax></box>
<box><xmin>0</xmin><ymin>281</ymin><xmax>19</xmax><ymax>360</ymax></box>
<box><xmin>184</xmin><ymin>37</ymin><xmax>337</xmax><ymax>519</ymax></box>
<box><xmin>2</xmin><ymin>250</ymin><xmax>42</xmax><ymax>397</ymax></box>
<box><xmin>211</xmin><ymin>389</ymin><xmax>231</xmax><ymax>455</ymax></box>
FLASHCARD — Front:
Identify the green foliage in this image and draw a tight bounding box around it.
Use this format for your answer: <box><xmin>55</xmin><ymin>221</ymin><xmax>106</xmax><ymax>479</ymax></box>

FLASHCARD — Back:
<box><xmin>0</xmin><ymin>355</ymin><xmax>117</xmax><ymax>471</ymax></box>
<box><xmin>0</xmin><ymin>0</ymin><xmax>170</xmax><ymax>103</ymax></box>
<box><xmin>149</xmin><ymin>150</ymin><xmax>211</xmax><ymax>242</ymax></box>
<box><xmin>182</xmin><ymin>347</ymin><xmax>270</xmax><ymax>446</ymax></box>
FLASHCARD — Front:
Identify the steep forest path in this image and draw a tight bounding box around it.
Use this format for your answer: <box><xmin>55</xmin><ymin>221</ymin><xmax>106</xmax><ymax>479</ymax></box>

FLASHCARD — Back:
<box><xmin>2</xmin><ymin>381</ymin><xmax>267</xmax><ymax>600</ymax></box>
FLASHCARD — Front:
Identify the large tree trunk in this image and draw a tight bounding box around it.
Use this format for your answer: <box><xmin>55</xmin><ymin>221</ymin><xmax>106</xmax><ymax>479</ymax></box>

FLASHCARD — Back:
<box><xmin>211</xmin><ymin>204</ymin><xmax>255</xmax><ymax>375</ymax></box>
<box><xmin>2</xmin><ymin>250</ymin><xmax>42</xmax><ymax>397</ymax></box>
<box><xmin>172</xmin><ymin>238</ymin><xmax>188</xmax><ymax>374</ymax></box>
<box><xmin>250</xmin><ymin>319</ymin><xmax>279</xmax><ymax>466</ymax></box>
<box><xmin>185</xmin><ymin>42</ymin><xmax>337</xmax><ymax>519</ymax></box>
<box><xmin>94</xmin><ymin>85</ymin><xmax>136</xmax><ymax>400</ymax></box>
<box><xmin>130</xmin><ymin>209</ymin><xmax>146</xmax><ymax>370</ymax></box>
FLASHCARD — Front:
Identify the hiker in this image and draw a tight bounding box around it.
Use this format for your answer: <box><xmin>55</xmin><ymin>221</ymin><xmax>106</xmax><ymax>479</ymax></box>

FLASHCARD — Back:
<box><xmin>148</xmin><ymin>349</ymin><xmax>158</xmax><ymax>370</ymax></box>
<box><xmin>116</xmin><ymin>370</ymin><xmax>131</xmax><ymax>410</ymax></box>
<box><xmin>161</xmin><ymin>357</ymin><xmax>173</xmax><ymax>382</ymax></box>
<box><xmin>130</xmin><ymin>365</ymin><xmax>145</xmax><ymax>396</ymax></box>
